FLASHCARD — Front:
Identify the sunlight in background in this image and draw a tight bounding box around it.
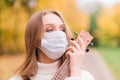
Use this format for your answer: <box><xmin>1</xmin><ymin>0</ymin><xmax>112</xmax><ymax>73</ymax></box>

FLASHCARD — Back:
<box><xmin>76</xmin><ymin>0</ymin><xmax>120</xmax><ymax>13</ymax></box>
<box><xmin>76</xmin><ymin>0</ymin><xmax>120</xmax><ymax>7</ymax></box>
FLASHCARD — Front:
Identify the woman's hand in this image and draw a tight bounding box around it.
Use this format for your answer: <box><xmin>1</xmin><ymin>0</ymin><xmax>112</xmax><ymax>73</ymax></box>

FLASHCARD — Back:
<box><xmin>66</xmin><ymin>36</ymin><xmax>86</xmax><ymax>77</ymax></box>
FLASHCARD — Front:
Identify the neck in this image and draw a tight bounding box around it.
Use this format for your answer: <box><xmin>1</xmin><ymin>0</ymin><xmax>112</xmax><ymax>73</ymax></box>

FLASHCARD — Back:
<box><xmin>38</xmin><ymin>49</ymin><xmax>57</xmax><ymax>63</ymax></box>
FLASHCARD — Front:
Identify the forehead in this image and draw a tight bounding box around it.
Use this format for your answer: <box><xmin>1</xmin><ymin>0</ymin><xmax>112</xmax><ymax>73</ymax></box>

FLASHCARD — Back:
<box><xmin>43</xmin><ymin>13</ymin><xmax>63</xmax><ymax>25</ymax></box>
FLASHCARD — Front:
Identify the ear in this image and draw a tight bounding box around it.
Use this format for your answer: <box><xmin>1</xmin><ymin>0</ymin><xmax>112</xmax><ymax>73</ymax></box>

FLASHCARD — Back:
<box><xmin>36</xmin><ymin>44</ymin><xmax>40</xmax><ymax>47</ymax></box>
<box><xmin>36</xmin><ymin>39</ymin><xmax>41</xmax><ymax>47</ymax></box>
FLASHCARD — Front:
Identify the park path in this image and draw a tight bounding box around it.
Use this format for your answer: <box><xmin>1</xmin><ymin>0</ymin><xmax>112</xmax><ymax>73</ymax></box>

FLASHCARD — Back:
<box><xmin>83</xmin><ymin>48</ymin><xmax>116</xmax><ymax>80</ymax></box>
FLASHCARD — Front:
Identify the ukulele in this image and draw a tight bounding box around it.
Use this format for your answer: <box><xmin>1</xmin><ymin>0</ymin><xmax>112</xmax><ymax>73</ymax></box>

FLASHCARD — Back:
<box><xmin>52</xmin><ymin>30</ymin><xmax>94</xmax><ymax>80</ymax></box>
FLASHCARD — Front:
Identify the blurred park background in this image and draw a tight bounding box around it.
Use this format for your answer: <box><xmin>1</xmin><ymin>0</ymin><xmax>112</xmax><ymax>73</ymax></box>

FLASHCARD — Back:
<box><xmin>0</xmin><ymin>0</ymin><xmax>120</xmax><ymax>80</ymax></box>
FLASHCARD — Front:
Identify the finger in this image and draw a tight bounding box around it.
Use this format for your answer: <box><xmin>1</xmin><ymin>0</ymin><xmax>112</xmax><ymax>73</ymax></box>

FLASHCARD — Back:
<box><xmin>65</xmin><ymin>51</ymin><xmax>73</xmax><ymax>57</ymax></box>
<box><xmin>77</xmin><ymin>36</ymin><xmax>86</xmax><ymax>50</ymax></box>
<box><xmin>66</xmin><ymin>46</ymin><xmax>78</xmax><ymax>54</ymax></box>
<box><xmin>70</xmin><ymin>40</ymin><xmax>80</xmax><ymax>51</ymax></box>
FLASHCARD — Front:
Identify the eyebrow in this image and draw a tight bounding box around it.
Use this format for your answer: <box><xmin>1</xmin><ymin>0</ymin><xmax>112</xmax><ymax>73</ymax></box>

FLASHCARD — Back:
<box><xmin>44</xmin><ymin>23</ymin><xmax>65</xmax><ymax>27</ymax></box>
<box><xmin>44</xmin><ymin>24</ymin><xmax>54</xmax><ymax>26</ymax></box>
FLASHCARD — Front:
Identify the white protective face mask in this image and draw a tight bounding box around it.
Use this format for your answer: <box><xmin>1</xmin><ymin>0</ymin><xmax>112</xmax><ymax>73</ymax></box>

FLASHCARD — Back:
<box><xmin>39</xmin><ymin>31</ymin><xmax>68</xmax><ymax>60</ymax></box>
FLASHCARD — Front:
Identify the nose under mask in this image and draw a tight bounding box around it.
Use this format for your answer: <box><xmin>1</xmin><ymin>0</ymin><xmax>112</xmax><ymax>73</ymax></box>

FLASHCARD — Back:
<box><xmin>38</xmin><ymin>31</ymin><xmax>68</xmax><ymax>60</ymax></box>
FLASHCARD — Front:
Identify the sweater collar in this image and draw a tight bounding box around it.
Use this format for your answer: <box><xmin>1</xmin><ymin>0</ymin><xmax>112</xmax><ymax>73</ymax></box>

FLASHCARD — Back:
<box><xmin>36</xmin><ymin>60</ymin><xmax>61</xmax><ymax>75</ymax></box>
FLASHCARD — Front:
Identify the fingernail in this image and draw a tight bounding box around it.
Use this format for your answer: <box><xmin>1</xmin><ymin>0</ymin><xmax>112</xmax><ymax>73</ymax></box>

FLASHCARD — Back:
<box><xmin>71</xmin><ymin>38</ymin><xmax>75</xmax><ymax>41</ymax></box>
<box><xmin>86</xmin><ymin>48</ymin><xmax>89</xmax><ymax>52</ymax></box>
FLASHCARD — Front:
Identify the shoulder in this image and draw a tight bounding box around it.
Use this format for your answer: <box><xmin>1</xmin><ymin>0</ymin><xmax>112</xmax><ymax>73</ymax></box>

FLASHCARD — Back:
<box><xmin>9</xmin><ymin>75</ymin><xmax>22</xmax><ymax>80</ymax></box>
<box><xmin>80</xmin><ymin>69</ymin><xmax>95</xmax><ymax>80</ymax></box>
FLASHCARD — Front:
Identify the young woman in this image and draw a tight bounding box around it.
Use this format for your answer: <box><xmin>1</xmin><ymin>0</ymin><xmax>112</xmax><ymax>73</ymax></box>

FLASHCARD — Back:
<box><xmin>10</xmin><ymin>10</ymin><xmax>95</xmax><ymax>80</ymax></box>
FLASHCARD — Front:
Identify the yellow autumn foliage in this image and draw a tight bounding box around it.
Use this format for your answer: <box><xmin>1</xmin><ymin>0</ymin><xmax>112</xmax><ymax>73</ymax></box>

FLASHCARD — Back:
<box><xmin>96</xmin><ymin>4</ymin><xmax>120</xmax><ymax>47</ymax></box>
<box><xmin>1</xmin><ymin>0</ymin><xmax>120</xmax><ymax>55</ymax></box>
<box><xmin>0</xmin><ymin>0</ymin><xmax>89</xmax><ymax>55</ymax></box>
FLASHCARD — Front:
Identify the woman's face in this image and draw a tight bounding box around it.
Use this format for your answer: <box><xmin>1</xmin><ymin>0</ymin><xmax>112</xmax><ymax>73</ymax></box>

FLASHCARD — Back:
<box><xmin>43</xmin><ymin>13</ymin><xmax>65</xmax><ymax>33</ymax></box>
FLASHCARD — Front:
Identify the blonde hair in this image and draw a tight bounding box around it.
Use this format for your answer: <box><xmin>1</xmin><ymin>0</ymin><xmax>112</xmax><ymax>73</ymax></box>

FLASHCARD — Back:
<box><xmin>16</xmin><ymin>10</ymin><xmax>73</xmax><ymax>80</ymax></box>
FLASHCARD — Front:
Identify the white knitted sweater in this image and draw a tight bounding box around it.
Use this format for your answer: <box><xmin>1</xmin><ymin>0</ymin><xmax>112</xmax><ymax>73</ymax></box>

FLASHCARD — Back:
<box><xmin>9</xmin><ymin>60</ymin><xmax>94</xmax><ymax>80</ymax></box>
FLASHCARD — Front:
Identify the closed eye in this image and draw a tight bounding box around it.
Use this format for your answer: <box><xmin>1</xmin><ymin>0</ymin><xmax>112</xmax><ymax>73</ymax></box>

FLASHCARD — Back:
<box><xmin>45</xmin><ymin>24</ymin><xmax>54</xmax><ymax>32</ymax></box>
<box><xmin>46</xmin><ymin>28</ymin><xmax>53</xmax><ymax>32</ymax></box>
<box><xmin>60</xmin><ymin>24</ymin><xmax>65</xmax><ymax>32</ymax></box>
